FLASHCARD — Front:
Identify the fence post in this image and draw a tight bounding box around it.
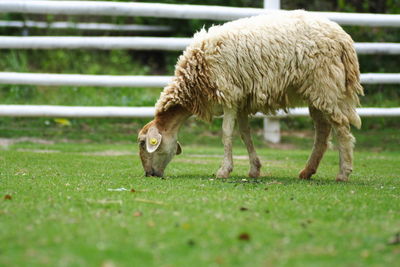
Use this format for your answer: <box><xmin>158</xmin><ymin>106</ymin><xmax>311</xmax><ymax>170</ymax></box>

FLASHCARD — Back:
<box><xmin>263</xmin><ymin>117</ymin><xmax>281</xmax><ymax>143</ymax></box>
<box><xmin>263</xmin><ymin>0</ymin><xmax>281</xmax><ymax>143</ymax></box>
<box><xmin>264</xmin><ymin>0</ymin><xmax>280</xmax><ymax>9</ymax></box>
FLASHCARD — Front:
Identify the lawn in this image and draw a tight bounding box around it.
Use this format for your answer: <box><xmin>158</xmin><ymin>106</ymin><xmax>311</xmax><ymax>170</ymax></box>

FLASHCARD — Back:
<box><xmin>1</xmin><ymin>140</ymin><xmax>400</xmax><ymax>266</ymax></box>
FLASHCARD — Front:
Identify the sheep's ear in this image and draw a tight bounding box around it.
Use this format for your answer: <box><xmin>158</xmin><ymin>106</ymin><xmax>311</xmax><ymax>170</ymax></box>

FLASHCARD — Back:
<box><xmin>176</xmin><ymin>141</ymin><xmax>182</xmax><ymax>155</ymax></box>
<box><xmin>146</xmin><ymin>126</ymin><xmax>162</xmax><ymax>153</ymax></box>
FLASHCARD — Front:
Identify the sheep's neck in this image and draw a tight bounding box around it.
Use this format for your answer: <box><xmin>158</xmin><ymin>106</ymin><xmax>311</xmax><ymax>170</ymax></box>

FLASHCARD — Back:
<box><xmin>155</xmin><ymin>105</ymin><xmax>191</xmax><ymax>136</ymax></box>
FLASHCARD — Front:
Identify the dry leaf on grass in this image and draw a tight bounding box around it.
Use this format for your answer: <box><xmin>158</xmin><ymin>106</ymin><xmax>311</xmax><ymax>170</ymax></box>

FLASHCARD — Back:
<box><xmin>4</xmin><ymin>194</ymin><xmax>12</xmax><ymax>200</ymax></box>
<box><xmin>238</xmin><ymin>233</ymin><xmax>250</xmax><ymax>241</ymax></box>
<box><xmin>54</xmin><ymin>118</ymin><xmax>71</xmax><ymax>126</ymax></box>
<box><xmin>133</xmin><ymin>211</ymin><xmax>142</xmax><ymax>217</ymax></box>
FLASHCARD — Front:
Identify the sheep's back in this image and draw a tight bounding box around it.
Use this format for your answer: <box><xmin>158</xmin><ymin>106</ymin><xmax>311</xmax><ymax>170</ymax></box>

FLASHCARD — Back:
<box><xmin>195</xmin><ymin>11</ymin><xmax>353</xmax><ymax>115</ymax></box>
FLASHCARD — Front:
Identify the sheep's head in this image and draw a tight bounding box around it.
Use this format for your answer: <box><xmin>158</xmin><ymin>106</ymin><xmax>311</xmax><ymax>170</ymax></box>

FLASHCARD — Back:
<box><xmin>138</xmin><ymin>120</ymin><xmax>182</xmax><ymax>177</ymax></box>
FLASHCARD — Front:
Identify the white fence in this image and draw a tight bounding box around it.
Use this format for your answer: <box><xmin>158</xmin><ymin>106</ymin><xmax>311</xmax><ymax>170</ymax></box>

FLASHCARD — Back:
<box><xmin>0</xmin><ymin>72</ymin><xmax>399</xmax><ymax>87</ymax></box>
<box><xmin>1</xmin><ymin>1</ymin><xmax>400</xmax><ymax>27</ymax></box>
<box><xmin>0</xmin><ymin>0</ymin><xmax>399</xmax><ymax>142</ymax></box>
<box><xmin>0</xmin><ymin>37</ymin><xmax>191</xmax><ymax>51</ymax></box>
<box><xmin>0</xmin><ymin>73</ymin><xmax>171</xmax><ymax>87</ymax></box>
<box><xmin>0</xmin><ymin>20</ymin><xmax>171</xmax><ymax>32</ymax></box>
<box><xmin>1</xmin><ymin>106</ymin><xmax>399</xmax><ymax>118</ymax></box>
<box><xmin>0</xmin><ymin>37</ymin><xmax>400</xmax><ymax>54</ymax></box>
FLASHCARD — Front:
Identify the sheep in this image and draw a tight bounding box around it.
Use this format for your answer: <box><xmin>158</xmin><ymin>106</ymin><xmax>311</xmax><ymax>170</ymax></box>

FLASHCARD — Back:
<box><xmin>138</xmin><ymin>10</ymin><xmax>364</xmax><ymax>181</ymax></box>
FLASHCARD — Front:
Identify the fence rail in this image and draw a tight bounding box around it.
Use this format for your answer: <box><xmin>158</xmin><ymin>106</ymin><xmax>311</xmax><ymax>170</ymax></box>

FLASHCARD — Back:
<box><xmin>354</xmin><ymin>43</ymin><xmax>400</xmax><ymax>55</ymax></box>
<box><xmin>0</xmin><ymin>73</ymin><xmax>171</xmax><ymax>87</ymax></box>
<box><xmin>1</xmin><ymin>1</ymin><xmax>400</xmax><ymax>27</ymax></box>
<box><xmin>0</xmin><ymin>72</ymin><xmax>399</xmax><ymax>87</ymax></box>
<box><xmin>0</xmin><ymin>20</ymin><xmax>172</xmax><ymax>32</ymax></box>
<box><xmin>360</xmin><ymin>73</ymin><xmax>400</xmax><ymax>84</ymax></box>
<box><xmin>0</xmin><ymin>37</ymin><xmax>399</xmax><ymax>55</ymax></box>
<box><xmin>1</xmin><ymin>105</ymin><xmax>399</xmax><ymax>118</ymax></box>
<box><xmin>0</xmin><ymin>37</ymin><xmax>191</xmax><ymax>51</ymax></box>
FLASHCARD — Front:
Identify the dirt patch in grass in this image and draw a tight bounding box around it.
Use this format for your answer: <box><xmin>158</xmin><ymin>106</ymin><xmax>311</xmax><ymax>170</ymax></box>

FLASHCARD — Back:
<box><xmin>175</xmin><ymin>154</ymin><xmax>251</xmax><ymax>165</ymax></box>
<box><xmin>281</xmin><ymin>130</ymin><xmax>313</xmax><ymax>138</ymax></box>
<box><xmin>183</xmin><ymin>154</ymin><xmax>287</xmax><ymax>167</ymax></box>
<box><xmin>190</xmin><ymin>154</ymin><xmax>250</xmax><ymax>160</ymax></box>
<box><xmin>267</xmin><ymin>142</ymin><xmax>298</xmax><ymax>150</ymax></box>
<box><xmin>0</xmin><ymin>137</ymin><xmax>94</xmax><ymax>148</ymax></box>
<box><xmin>16</xmin><ymin>149</ymin><xmax>59</xmax><ymax>153</ymax></box>
<box><xmin>174</xmin><ymin>158</ymin><xmax>214</xmax><ymax>165</ymax></box>
<box><xmin>82</xmin><ymin>150</ymin><xmax>133</xmax><ymax>156</ymax></box>
<box><xmin>0</xmin><ymin>137</ymin><xmax>55</xmax><ymax>148</ymax></box>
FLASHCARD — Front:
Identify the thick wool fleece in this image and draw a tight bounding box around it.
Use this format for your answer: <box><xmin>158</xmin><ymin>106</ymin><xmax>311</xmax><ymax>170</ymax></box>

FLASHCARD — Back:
<box><xmin>156</xmin><ymin>10</ymin><xmax>364</xmax><ymax>127</ymax></box>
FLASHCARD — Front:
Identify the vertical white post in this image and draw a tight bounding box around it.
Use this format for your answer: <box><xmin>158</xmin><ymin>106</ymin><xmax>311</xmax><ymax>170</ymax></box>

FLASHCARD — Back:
<box><xmin>263</xmin><ymin>117</ymin><xmax>281</xmax><ymax>143</ymax></box>
<box><xmin>264</xmin><ymin>0</ymin><xmax>281</xmax><ymax>10</ymax></box>
<box><xmin>263</xmin><ymin>0</ymin><xmax>281</xmax><ymax>143</ymax></box>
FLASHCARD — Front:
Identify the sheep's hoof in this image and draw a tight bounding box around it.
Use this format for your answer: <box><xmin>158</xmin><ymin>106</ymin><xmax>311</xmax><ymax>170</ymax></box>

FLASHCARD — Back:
<box><xmin>248</xmin><ymin>169</ymin><xmax>260</xmax><ymax>178</ymax></box>
<box><xmin>335</xmin><ymin>174</ymin><xmax>349</xmax><ymax>182</ymax></box>
<box><xmin>216</xmin><ymin>168</ymin><xmax>230</xmax><ymax>179</ymax></box>
<box><xmin>298</xmin><ymin>169</ymin><xmax>314</xmax><ymax>180</ymax></box>
<box><xmin>248</xmin><ymin>159</ymin><xmax>261</xmax><ymax>178</ymax></box>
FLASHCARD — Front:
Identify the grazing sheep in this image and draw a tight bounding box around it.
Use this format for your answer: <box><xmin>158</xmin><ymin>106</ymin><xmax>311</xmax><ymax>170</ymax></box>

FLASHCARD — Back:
<box><xmin>138</xmin><ymin>10</ymin><xmax>363</xmax><ymax>181</ymax></box>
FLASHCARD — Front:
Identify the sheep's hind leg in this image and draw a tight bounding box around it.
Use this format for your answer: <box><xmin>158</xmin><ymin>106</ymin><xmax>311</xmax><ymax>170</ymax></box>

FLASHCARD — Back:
<box><xmin>299</xmin><ymin>106</ymin><xmax>331</xmax><ymax>179</ymax></box>
<box><xmin>332</xmin><ymin>123</ymin><xmax>355</xmax><ymax>182</ymax></box>
<box><xmin>237</xmin><ymin>112</ymin><xmax>261</xmax><ymax>178</ymax></box>
<box><xmin>216</xmin><ymin>108</ymin><xmax>236</xmax><ymax>179</ymax></box>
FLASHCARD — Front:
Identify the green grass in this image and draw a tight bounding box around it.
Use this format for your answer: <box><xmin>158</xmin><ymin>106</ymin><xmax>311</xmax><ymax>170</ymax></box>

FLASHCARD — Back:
<box><xmin>1</xmin><ymin>116</ymin><xmax>400</xmax><ymax>152</ymax></box>
<box><xmin>1</xmin><ymin>141</ymin><xmax>400</xmax><ymax>266</ymax></box>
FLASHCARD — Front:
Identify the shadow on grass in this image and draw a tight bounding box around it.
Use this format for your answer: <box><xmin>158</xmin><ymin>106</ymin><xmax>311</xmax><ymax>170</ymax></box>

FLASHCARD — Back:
<box><xmin>161</xmin><ymin>174</ymin><xmax>374</xmax><ymax>187</ymax></box>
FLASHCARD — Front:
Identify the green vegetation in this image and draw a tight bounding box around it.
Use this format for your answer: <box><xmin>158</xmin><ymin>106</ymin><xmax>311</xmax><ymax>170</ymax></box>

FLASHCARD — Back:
<box><xmin>0</xmin><ymin>1</ymin><xmax>399</xmax><ymax>136</ymax></box>
<box><xmin>1</xmin><ymin>140</ymin><xmax>400</xmax><ymax>266</ymax></box>
<box><xmin>0</xmin><ymin>0</ymin><xmax>399</xmax><ymax>133</ymax></box>
<box><xmin>0</xmin><ymin>116</ymin><xmax>399</xmax><ymax>152</ymax></box>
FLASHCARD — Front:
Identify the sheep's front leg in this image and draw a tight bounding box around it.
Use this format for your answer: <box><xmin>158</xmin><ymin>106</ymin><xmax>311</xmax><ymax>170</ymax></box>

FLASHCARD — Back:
<box><xmin>216</xmin><ymin>108</ymin><xmax>236</xmax><ymax>178</ymax></box>
<box><xmin>237</xmin><ymin>112</ymin><xmax>261</xmax><ymax>178</ymax></box>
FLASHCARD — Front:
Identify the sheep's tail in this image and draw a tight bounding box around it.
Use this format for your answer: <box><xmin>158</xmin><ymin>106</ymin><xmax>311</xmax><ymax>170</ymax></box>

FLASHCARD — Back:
<box><xmin>341</xmin><ymin>39</ymin><xmax>364</xmax><ymax>129</ymax></box>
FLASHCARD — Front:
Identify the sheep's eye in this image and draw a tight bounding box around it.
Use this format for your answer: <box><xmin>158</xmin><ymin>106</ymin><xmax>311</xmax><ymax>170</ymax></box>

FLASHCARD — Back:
<box><xmin>138</xmin><ymin>140</ymin><xmax>145</xmax><ymax>148</ymax></box>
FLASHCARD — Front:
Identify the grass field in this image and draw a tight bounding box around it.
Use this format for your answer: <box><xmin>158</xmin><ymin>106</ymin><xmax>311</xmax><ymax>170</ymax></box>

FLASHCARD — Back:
<box><xmin>1</xmin><ymin>4</ymin><xmax>400</xmax><ymax>265</ymax></box>
<box><xmin>1</xmin><ymin>138</ymin><xmax>400</xmax><ymax>267</ymax></box>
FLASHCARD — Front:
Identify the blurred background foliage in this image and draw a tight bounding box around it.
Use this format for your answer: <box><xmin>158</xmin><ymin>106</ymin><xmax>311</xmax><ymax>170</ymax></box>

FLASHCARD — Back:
<box><xmin>0</xmin><ymin>0</ymin><xmax>399</xmax><ymax>142</ymax></box>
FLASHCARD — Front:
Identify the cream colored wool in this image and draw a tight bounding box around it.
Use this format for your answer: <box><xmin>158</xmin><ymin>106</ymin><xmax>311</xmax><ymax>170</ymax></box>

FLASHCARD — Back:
<box><xmin>156</xmin><ymin>10</ymin><xmax>363</xmax><ymax>127</ymax></box>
